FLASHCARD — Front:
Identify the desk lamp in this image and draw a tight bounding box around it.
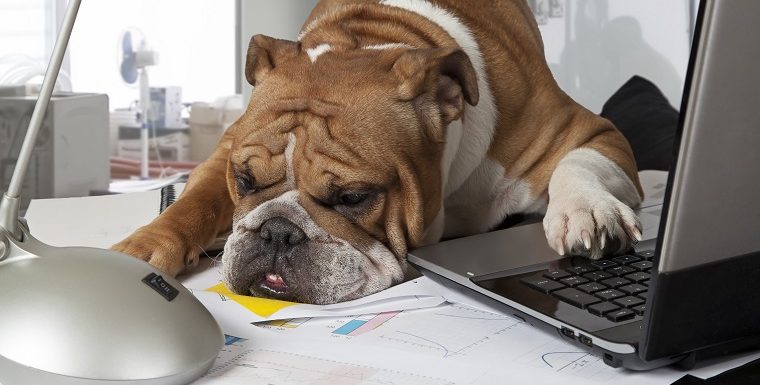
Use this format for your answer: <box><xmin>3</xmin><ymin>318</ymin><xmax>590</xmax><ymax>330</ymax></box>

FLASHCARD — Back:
<box><xmin>0</xmin><ymin>1</ymin><xmax>224</xmax><ymax>383</ymax></box>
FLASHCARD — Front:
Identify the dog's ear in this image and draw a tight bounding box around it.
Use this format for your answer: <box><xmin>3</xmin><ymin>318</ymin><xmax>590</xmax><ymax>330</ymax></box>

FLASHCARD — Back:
<box><xmin>392</xmin><ymin>48</ymin><xmax>479</xmax><ymax>127</ymax></box>
<box><xmin>245</xmin><ymin>35</ymin><xmax>300</xmax><ymax>86</ymax></box>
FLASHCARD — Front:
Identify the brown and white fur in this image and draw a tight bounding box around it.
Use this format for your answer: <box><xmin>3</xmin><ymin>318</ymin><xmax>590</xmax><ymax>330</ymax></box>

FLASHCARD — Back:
<box><xmin>113</xmin><ymin>0</ymin><xmax>643</xmax><ymax>304</ymax></box>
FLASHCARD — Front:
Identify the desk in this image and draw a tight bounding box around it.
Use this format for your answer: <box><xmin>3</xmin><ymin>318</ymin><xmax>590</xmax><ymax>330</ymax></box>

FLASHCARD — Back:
<box><xmin>23</xmin><ymin>171</ymin><xmax>760</xmax><ymax>385</ymax></box>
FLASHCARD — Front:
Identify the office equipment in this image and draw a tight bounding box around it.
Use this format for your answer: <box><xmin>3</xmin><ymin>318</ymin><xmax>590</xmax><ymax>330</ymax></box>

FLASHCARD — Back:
<box><xmin>0</xmin><ymin>91</ymin><xmax>109</xmax><ymax>210</ymax></box>
<box><xmin>119</xmin><ymin>28</ymin><xmax>159</xmax><ymax>179</ymax></box>
<box><xmin>0</xmin><ymin>0</ymin><xmax>224</xmax><ymax>383</ymax></box>
<box><xmin>189</xmin><ymin>96</ymin><xmax>243</xmax><ymax>162</ymax></box>
<box><xmin>408</xmin><ymin>0</ymin><xmax>760</xmax><ymax>371</ymax></box>
<box><xmin>149</xmin><ymin>86</ymin><xmax>183</xmax><ymax>129</ymax></box>
<box><xmin>117</xmin><ymin>124</ymin><xmax>191</xmax><ymax>162</ymax></box>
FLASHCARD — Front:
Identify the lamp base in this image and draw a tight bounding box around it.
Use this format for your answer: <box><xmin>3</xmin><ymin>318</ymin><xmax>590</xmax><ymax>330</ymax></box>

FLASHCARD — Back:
<box><xmin>0</xmin><ymin>221</ymin><xmax>223</xmax><ymax>385</ymax></box>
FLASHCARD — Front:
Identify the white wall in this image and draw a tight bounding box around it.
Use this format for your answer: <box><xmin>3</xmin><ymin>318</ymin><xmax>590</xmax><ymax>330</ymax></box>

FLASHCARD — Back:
<box><xmin>537</xmin><ymin>0</ymin><xmax>693</xmax><ymax>112</ymax></box>
<box><xmin>233</xmin><ymin>1</ymin><xmax>694</xmax><ymax>113</ymax></box>
<box><xmin>237</xmin><ymin>0</ymin><xmax>319</xmax><ymax>103</ymax></box>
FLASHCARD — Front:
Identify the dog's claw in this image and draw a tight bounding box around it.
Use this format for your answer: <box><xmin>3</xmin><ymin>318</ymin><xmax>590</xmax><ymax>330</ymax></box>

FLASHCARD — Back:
<box><xmin>581</xmin><ymin>230</ymin><xmax>592</xmax><ymax>250</ymax></box>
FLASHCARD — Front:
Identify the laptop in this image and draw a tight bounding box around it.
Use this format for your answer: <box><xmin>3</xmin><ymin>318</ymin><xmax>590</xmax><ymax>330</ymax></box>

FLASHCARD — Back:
<box><xmin>407</xmin><ymin>0</ymin><xmax>760</xmax><ymax>371</ymax></box>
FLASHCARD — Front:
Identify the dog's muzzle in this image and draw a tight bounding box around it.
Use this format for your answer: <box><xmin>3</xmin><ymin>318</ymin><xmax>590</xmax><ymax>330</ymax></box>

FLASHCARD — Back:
<box><xmin>257</xmin><ymin>216</ymin><xmax>306</xmax><ymax>296</ymax></box>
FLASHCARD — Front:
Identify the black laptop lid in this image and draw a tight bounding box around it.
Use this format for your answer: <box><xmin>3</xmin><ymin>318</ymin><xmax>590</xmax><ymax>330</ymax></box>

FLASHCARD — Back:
<box><xmin>641</xmin><ymin>0</ymin><xmax>760</xmax><ymax>361</ymax></box>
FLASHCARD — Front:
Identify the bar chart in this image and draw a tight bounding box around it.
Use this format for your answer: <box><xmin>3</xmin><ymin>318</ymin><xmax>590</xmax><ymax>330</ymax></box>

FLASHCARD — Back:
<box><xmin>332</xmin><ymin>311</ymin><xmax>402</xmax><ymax>336</ymax></box>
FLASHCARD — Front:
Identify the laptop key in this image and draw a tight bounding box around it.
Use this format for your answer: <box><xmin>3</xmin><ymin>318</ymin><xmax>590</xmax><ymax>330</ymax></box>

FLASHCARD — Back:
<box><xmin>624</xmin><ymin>272</ymin><xmax>651</xmax><ymax>282</ymax></box>
<box><xmin>565</xmin><ymin>265</ymin><xmax>597</xmax><ymax>275</ymax></box>
<box><xmin>613</xmin><ymin>296</ymin><xmax>646</xmax><ymax>308</ymax></box>
<box><xmin>520</xmin><ymin>275</ymin><xmax>566</xmax><ymax>294</ymax></box>
<box><xmin>591</xmin><ymin>260</ymin><xmax>618</xmax><ymax>269</ymax></box>
<box><xmin>559</xmin><ymin>276</ymin><xmax>589</xmax><ymax>287</ymax></box>
<box><xmin>612</xmin><ymin>255</ymin><xmax>642</xmax><ymax>264</ymax></box>
<box><xmin>582</xmin><ymin>270</ymin><xmax>613</xmax><ymax>281</ymax></box>
<box><xmin>577</xmin><ymin>282</ymin><xmax>608</xmax><ymax>294</ymax></box>
<box><xmin>588</xmin><ymin>302</ymin><xmax>620</xmax><ymax>316</ymax></box>
<box><xmin>619</xmin><ymin>283</ymin><xmax>648</xmax><ymax>295</ymax></box>
<box><xmin>544</xmin><ymin>270</ymin><xmax>572</xmax><ymax>280</ymax></box>
<box><xmin>606</xmin><ymin>308</ymin><xmax>635</xmax><ymax>322</ymax></box>
<box><xmin>633</xmin><ymin>304</ymin><xmax>647</xmax><ymax>316</ymax></box>
<box><xmin>606</xmin><ymin>265</ymin><xmax>637</xmax><ymax>276</ymax></box>
<box><xmin>600</xmin><ymin>277</ymin><xmax>632</xmax><ymax>288</ymax></box>
<box><xmin>553</xmin><ymin>288</ymin><xmax>602</xmax><ymax>309</ymax></box>
<box><xmin>630</xmin><ymin>261</ymin><xmax>653</xmax><ymax>271</ymax></box>
<box><xmin>637</xmin><ymin>250</ymin><xmax>655</xmax><ymax>260</ymax></box>
<box><xmin>595</xmin><ymin>289</ymin><xmax>625</xmax><ymax>300</ymax></box>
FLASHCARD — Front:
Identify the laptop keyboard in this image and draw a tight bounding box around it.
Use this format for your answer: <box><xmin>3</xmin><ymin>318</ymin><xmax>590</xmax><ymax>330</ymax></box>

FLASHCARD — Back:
<box><xmin>520</xmin><ymin>250</ymin><xmax>655</xmax><ymax>322</ymax></box>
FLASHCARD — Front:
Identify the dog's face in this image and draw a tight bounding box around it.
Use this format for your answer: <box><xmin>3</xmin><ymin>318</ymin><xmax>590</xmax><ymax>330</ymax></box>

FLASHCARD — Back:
<box><xmin>221</xmin><ymin>35</ymin><xmax>478</xmax><ymax>304</ymax></box>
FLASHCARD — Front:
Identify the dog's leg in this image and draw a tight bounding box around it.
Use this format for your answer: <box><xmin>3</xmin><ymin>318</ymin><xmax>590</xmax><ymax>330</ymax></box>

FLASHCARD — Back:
<box><xmin>112</xmin><ymin>135</ymin><xmax>235</xmax><ymax>276</ymax></box>
<box><xmin>543</xmin><ymin>132</ymin><xmax>643</xmax><ymax>259</ymax></box>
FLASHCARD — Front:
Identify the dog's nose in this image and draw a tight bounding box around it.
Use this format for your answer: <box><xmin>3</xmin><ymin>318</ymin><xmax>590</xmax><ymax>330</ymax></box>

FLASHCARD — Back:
<box><xmin>260</xmin><ymin>217</ymin><xmax>307</xmax><ymax>248</ymax></box>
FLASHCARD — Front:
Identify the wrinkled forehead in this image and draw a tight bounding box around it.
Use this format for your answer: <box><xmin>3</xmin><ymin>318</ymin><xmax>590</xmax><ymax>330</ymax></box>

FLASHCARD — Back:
<box><xmin>230</xmin><ymin>106</ymin><xmax>397</xmax><ymax>195</ymax></box>
<box><xmin>244</xmin><ymin>47</ymin><xmax>410</xmax><ymax>117</ymax></box>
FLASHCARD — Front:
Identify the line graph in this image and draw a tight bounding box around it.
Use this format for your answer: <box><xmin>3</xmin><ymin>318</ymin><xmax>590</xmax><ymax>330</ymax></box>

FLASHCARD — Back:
<box><xmin>515</xmin><ymin>340</ymin><xmax>617</xmax><ymax>381</ymax></box>
<box><xmin>198</xmin><ymin>348</ymin><xmax>456</xmax><ymax>385</ymax></box>
<box><xmin>540</xmin><ymin>351</ymin><xmax>591</xmax><ymax>369</ymax></box>
<box><xmin>372</xmin><ymin>303</ymin><xmax>524</xmax><ymax>359</ymax></box>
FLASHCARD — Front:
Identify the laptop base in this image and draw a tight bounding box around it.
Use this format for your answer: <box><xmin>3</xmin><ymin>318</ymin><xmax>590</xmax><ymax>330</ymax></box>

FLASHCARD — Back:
<box><xmin>412</xmin><ymin>264</ymin><xmax>684</xmax><ymax>370</ymax></box>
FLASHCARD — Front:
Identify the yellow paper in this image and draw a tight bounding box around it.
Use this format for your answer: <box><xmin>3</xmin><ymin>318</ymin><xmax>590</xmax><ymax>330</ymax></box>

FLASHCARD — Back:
<box><xmin>206</xmin><ymin>283</ymin><xmax>297</xmax><ymax>318</ymax></box>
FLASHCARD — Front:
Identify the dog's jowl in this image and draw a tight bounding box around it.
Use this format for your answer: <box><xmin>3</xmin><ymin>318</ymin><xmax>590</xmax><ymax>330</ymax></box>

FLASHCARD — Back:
<box><xmin>113</xmin><ymin>0</ymin><xmax>643</xmax><ymax>304</ymax></box>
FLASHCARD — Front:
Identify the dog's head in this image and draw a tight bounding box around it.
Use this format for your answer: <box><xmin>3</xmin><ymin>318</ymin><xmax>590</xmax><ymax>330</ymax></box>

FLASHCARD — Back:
<box><xmin>222</xmin><ymin>35</ymin><xmax>478</xmax><ymax>304</ymax></box>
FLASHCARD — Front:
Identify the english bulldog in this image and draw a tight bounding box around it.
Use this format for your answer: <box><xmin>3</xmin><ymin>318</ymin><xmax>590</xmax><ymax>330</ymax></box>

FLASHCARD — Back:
<box><xmin>113</xmin><ymin>0</ymin><xmax>643</xmax><ymax>304</ymax></box>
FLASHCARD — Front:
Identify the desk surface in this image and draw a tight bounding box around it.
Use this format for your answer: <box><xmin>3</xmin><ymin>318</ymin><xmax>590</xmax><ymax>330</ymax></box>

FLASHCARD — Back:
<box><xmin>23</xmin><ymin>170</ymin><xmax>760</xmax><ymax>385</ymax></box>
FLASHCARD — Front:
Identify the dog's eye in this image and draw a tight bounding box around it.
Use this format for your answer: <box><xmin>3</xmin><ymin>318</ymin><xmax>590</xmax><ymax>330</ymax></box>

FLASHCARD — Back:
<box><xmin>235</xmin><ymin>172</ymin><xmax>257</xmax><ymax>196</ymax></box>
<box><xmin>339</xmin><ymin>192</ymin><xmax>369</xmax><ymax>206</ymax></box>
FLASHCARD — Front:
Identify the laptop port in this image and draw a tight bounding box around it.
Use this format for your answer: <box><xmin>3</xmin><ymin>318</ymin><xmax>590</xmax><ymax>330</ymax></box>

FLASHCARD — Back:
<box><xmin>603</xmin><ymin>353</ymin><xmax>620</xmax><ymax>368</ymax></box>
<box><xmin>560</xmin><ymin>326</ymin><xmax>575</xmax><ymax>339</ymax></box>
<box><xmin>578</xmin><ymin>334</ymin><xmax>593</xmax><ymax>347</ymax></box>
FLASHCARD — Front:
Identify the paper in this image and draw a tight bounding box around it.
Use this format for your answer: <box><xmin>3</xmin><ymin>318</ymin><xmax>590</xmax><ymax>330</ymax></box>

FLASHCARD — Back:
<box><xmin>108</xmin><ymin>173</ymin><xmax>188</xmax><ymax>194</ymax></box>
<box><xmin>214</xmin><ymin>300</ymin><xmax>760</xmax><ymax>385</ymax></box>
<box><xmin>179</xmin><ymin>258</ymin><xmax>446</xmax><ymax>332</ymax></box>
<box><xmin>25</xmin><ymin>190</ymin><xmax>161</xmax><ymax>249</ymax></box>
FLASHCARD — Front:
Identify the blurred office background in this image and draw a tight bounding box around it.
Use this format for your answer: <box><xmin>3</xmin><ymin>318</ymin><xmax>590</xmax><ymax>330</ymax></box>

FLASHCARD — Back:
<box><xmin>0</xmin><ymin>0</ymin><xmax>696</xmax><ymax>205</ymax></box>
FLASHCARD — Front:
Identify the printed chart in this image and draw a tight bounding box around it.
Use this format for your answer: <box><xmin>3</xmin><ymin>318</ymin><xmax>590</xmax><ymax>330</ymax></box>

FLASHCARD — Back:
<box><xmin>372</xmin><ymin>304</ymin><xmax>523</xmax><ymax>359</ymax></box>
<box><xmin>259</xmin><ymin>311</ymin><xmax>402</xmax><ymax>337</ymax></box>
<box><xmin>332</xmin><ymin>312</ymin><xmax>401</xmax><ymax>336</ymax></box>
<box><xmin>515</xmin><ymin>340</ymin><xmax>617</xmax><ymax>381</ymax></box>
<box><xmin>266</xmin><ymin>318</ymin><xmax>312</xmax><ymax>329</ymax></box>
<box><xmin>199</xmin><ymin>348</ymin><xmax>456</xmax><ymax>385</ymax></box>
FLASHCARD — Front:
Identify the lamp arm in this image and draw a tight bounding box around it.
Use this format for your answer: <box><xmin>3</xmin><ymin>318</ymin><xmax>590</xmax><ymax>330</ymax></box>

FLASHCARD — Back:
<box><xmin>0</xmin><ymin>0</ymin><xmax>82</xmax><ymax>242</ymax></box>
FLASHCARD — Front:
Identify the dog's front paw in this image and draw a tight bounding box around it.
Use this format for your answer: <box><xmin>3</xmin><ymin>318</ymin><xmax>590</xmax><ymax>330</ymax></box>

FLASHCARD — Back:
<box><xmin>112</xmin><ymin>223</ymin><xmax>197</xmax><ymax>276</ymax></box>
<box><xmin>543</xmin><ymin>193</ymin><xmax>641</xmax><ymax>259</ymax></box>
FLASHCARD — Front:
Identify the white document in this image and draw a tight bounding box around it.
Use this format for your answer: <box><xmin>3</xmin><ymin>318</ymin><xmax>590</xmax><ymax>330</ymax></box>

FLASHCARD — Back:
<box><xmin>25</xmin><ymin>190</ymin><xmax>161</xmax><ymax>249</ymax></box>
<box><xmin>108</xmin><ymin>173</ymin><xmax>188</xmax><ymax>194</ymax></box>
<box><xmin>196</xmin><ymin>301</ymin><xmax>760</xmax><ymax>385</ymax></box>
<box><xmin>209</xmin><ymin>301</ymin><xmax>760</xmax><ymax>385</ymax></box>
